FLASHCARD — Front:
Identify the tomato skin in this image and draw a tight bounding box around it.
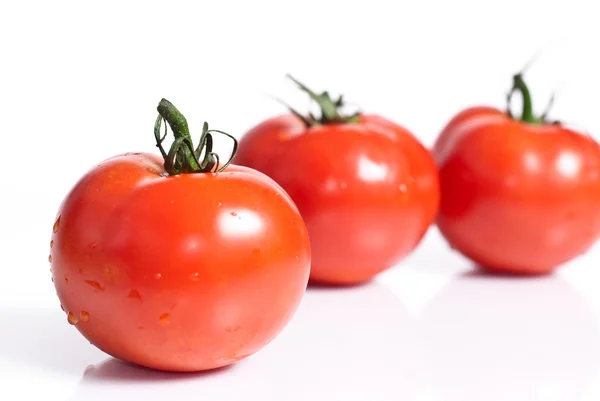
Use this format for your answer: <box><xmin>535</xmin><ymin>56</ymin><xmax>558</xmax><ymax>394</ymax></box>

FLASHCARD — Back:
<box><xmin>434</xmin><ymin>109</ymin><xmax>600</xmax><ymax>274</ymax></box>
<box><xmin>50</xmin><ymin>153</ymin><xmax>311</xmax><ymax>372</ymax></box>
<box><xmin>433</xmin><ymin>106</ymin><xmax>502</xmax><ymax>165</ymax></box>
<box><xmin>235</xmin><ymin>114</ymin><xmax>439</xmax><ymax>285</ymax></box>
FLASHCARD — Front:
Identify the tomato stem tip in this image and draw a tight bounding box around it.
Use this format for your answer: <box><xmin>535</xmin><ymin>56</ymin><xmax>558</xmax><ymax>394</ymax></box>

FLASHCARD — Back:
<box><xmin>279</xmin><ymin>74</ymin><xmax>361</xmax><ymax>127</ymax></box>
<box><xmin>506</xmin><ymin>73</ymin><xmax>556</xmax><ymax>125</ymax></box>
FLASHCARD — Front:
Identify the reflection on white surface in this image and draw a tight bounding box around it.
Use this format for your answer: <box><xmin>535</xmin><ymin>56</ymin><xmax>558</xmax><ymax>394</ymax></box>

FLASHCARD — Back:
<box><xmin>0</xmin><ymin>307</ymin><xmax>108</xmax><ymax>401</ymax></box>
<box><xmin>0</xmin><ymin>307</ymin><xmax>105</xmax><ymax>374</ymax></box>
<box><xmin>419</xmin><ymin>272</ymin><xmax>600</xmax><ymax>401</ymax></box>
<box><xmin>66</xmin><ymin>282</ymin><xmax>416</xmax><ymax>401</ymax></box>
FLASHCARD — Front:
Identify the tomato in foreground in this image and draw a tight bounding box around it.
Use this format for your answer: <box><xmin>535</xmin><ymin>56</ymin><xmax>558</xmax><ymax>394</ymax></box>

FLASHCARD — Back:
<box><xmin>433</xmin><ymin>73</ymin><xmax>600</xmax><ymax>274</ymax></box>
<box><xmin>235</xmin><ymin>76</ymin><xmax>439</xmax><ymax>285</ymax></box>
<box><xmin>49</xmin><ymin>99</ymin><xmax>311</xmax><ymax>372</ymax></box>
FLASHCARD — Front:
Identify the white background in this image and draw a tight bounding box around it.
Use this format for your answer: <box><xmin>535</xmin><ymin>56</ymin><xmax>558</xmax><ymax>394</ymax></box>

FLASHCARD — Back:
<box><xmin>2</xmin><ymin>0</ymin><xmax>600</xmax><ymax>400</ymax></box>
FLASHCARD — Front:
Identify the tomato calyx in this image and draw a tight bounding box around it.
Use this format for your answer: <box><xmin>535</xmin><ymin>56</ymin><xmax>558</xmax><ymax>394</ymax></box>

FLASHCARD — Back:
<box><xmin>154</xmin><ymin>99</ymin><xmax>238</xmax><ymax>175</ymax></box>
<box><xmin>278</xmin><ymin>74</ymin><xmax>361</xmax><ymax>127</ymax></box>
<box><xmin>506</xmin><ymin>73</ymin><xmax>557</xmax><ymax>126</ymax></box>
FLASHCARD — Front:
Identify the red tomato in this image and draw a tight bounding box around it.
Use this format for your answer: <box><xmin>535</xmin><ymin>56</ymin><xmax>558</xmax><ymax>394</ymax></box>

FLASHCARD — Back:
<box><xmin>234</xmin><ymin>76</ymin><xmax>439</xmax><ymax>285</ymax></box>
<box><xmin>433</xmin><ymin>73</ymin><xmax>600</xmax><ymax>274</ymax></box>
<box><xmin>433</xmin><ymin>106</ymin><xmax>501</xmax><ymax>165</ymax></box>
<box><xmin>49</xmin><ymin>99</ymin><xmax>311</xmax><ymax>372</ymax></box>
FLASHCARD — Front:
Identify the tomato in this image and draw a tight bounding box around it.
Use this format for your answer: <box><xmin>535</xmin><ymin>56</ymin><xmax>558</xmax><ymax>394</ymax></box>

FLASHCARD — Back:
<box><xmin>49</xmin><ymin>99</ymin><xmax>311</xmax><ymax>372</ymax></box>
<box><xmin>433</xmin><ymin>73</ymin><xmax>600</xmax><ymax>274</ymax></box>
<box><xmin>234</xmin><ymin>76</ymin><xmax>439</xmax><ymax>285</ymax></box>
<box><xmin>433</xmin><ymin>106</ymin><xmax>501</xmax><ymax>165</ymax></box>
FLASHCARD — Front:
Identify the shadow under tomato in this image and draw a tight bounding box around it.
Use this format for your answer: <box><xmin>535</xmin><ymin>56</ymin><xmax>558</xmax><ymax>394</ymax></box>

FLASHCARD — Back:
<box><xmin>81</xmin><ymin>358</ymin><xmax>235</xmax><ymax>382</ymax></box>
<box><xmin>0</xmin><ymin>306</ymin><xmax>107</xmax><ymax>374</ymax></box>
<box><xmin>471</xmin><ymin>265</ymin><xmax>556</xmax><ymax>278</ymax></box>
<box><xmin>306</xmin><ymin>279</ymin><xmax>372</xmax><ymax>290</ymax></box>
<box><xmin>419</xmin><ymin>271</ymin><xmax>600</xmax><ymax>401</ymax></box>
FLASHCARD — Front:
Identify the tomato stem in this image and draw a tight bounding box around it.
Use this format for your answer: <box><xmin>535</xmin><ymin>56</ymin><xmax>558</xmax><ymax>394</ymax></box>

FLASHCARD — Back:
<box><xmin>507</xmin><ymin>73</ymin><xmax>549</xmax><ymax>124</ymax></box>
<box><xmin>154</xmin><ymin>99</ymin><xmax>238</xmax><ymax>175</ymax></box>
<box><xmin>513</xmin><ymin>74</ymin><xmax>536</xmax><ymax>123</ymax></box>
<box><xmin>282</xmin><ymin>75</ymin><xmax>360</xmax><ymax>127</ymax></box>
<box><xmin>156</xmin><ymin>99</ymin><xmax>198</xmax><ymax>172</ymax></box>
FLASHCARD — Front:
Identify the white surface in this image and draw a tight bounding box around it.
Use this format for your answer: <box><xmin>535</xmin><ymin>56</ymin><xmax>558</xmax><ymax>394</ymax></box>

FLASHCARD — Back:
<box><xmin>3</xmin><ymin>230</ymin><xmax>600</xmax><ymax>401</ymax></box>
<box><xmin>2</xmin><ymin>0</ymin><xmax>600</xmax><ymax>400</ymax></box>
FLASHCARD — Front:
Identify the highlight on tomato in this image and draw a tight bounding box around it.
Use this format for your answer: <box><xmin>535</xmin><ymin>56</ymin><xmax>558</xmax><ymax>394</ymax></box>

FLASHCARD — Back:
<box><xmin>433</xmin><ymin>72</ymin><xmax>600</xmax><ymax>275</ymax></box>
<box><xmin>49</xmin><ymin>99</ymin><xmax>311</xmax><ymax>372</ymax></box>
<box><xmin>234</xmin><ymin>76</ymin><xmax>439</xmax><ymax>285</ymax></box>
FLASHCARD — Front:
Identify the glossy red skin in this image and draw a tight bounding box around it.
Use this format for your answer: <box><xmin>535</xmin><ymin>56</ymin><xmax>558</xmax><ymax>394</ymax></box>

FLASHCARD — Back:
<box><xmin>50</xmin><ymin>153</ymin><xmax>311</xmax><ymax>372</ymax></box>
<box><xmin>433</xmin><ymin>108</ymin><xmax>600</xmax><ymax>274</ymax></box>
<box><xmin>234</xmin><ymin>114</ymin><xmax>439</xmax><ymax>285</ymax></box>
<box><xmin>433</xmin><ymin>106</ymin><xmax>501</xmax><ymax>164</ymax></box>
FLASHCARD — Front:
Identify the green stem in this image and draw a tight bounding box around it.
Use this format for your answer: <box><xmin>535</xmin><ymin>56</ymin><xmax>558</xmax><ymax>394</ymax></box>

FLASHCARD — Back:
<box><xmin>157</xmin><ymin>99</ymin><xmax>199</xmax><ymax>172</ymax></box>
<box><xmin>154</xmin><ymin>99</ymin><xmax>238</xmax><ymax>175</ymax></box>
<box><xmin>506</xmin><ymin>72</ymin><xmax>559</xmax><ymax>125</ymax></box>
<box><xmin>512</xmin><ymin>74</ymin><xmax>536</xmax><ymax>123</ymax></box>
<box><xmin>282</xmin><ymin>75</ymin><xmax>361</xmax><ymax>126</ymax></box>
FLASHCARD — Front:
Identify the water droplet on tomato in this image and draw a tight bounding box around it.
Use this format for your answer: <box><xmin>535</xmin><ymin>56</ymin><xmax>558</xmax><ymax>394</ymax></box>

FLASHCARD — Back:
<box><xmin>64</xmin><ymin>277</ymin><xmax>69</xmax><ymax>284</ymax></box>
<box><xmin>80</xmin><ymin>311</ymin><xmax>90</xmax><ymax>322</ymax></box>
<box><xmin>48</xmin><ymin>255</ymin><xmax>52</xmax><ymax>263</ymax></box>
<box><xmin>231</xmin><ymin>212</ymin><xmax>237</xmax><ymax>216</ymax></box>
<box><xmin>399</xmin><ymin>183</ymin><xmax>408</xmax><ymax>192</ymax></box>
<box><xmin>84</xmin><ymin>280</ymin><xmax>104</xmax><ymax>291</ymax></box>
<box><xmin>295</xmin><ymin>255</ymin><xmax>299</xmax><ymax>260</ymax></box>
<box><xmin>218</xmin><ymin>202</ymin><xmax>223</xmax><ymax>207</ymax></box>
<box><xmin>53</xmin><ymin>216</ymin><xmax>61</xmax><ymax>233</ymax></box>
<box><xmin>50</xmin><ymin>240</ymin><xmax>54</xmax><ymax>248</ymax></box>
<box><xmin>67</xmin><ymin>311</ymin><xmax>79</xmax><ymax>325</ymax></box>
<box><xmin>154</xmin><ymin>273</ymin><xmax>162</xmax><ymax>280</ymax></box>
<box><xmin>159</xmin><ymin>313</ymin><xmax>170</xmax><ymax>326</ymax></box>
<box><xmin>128</xmin><ymin>289</ymin><xmax>143</xmax><ymax>301</ymax></box>
<box><xmin>189</xmin><ymin>272</ymin><xmax>200</xmax><ymax>282</ymax></box>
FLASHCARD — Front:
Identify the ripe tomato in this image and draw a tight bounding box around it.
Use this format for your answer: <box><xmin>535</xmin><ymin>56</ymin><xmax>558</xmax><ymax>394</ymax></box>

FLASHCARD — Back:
<box><xmin>433</xmin><ymin>73</ymin><xmax>600</xmax><ymax>274</ymax></box>
<box><xmin>433</xmin><ymin>106</ymin><xmax>501</xmax><ymax>165</ymax></box>
<box><xmin>234</xmin><ymin>76</ymin><xmax>439</xmax><ymax>285</ymax></box>
<box><xmin>49</xmin><ymin>99</ymin><xmax>311</xmax><ymax>372</ymax></box>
